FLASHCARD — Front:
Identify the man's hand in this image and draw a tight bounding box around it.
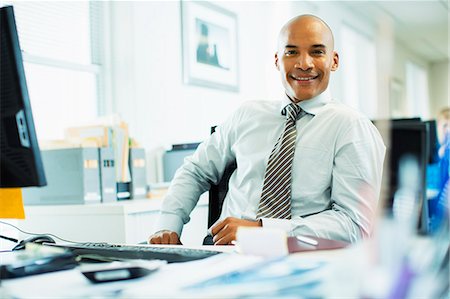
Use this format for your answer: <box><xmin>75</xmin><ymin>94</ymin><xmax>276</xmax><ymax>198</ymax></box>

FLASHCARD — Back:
<box><xmin>210</xmin><ymin>217</ymin><xmax>261</xmax><ymax>245</ymax></box>
<box><xmin>148</xmin><ymin>230</ymin><xmax>182</xmax><ymax>245</ymax></box>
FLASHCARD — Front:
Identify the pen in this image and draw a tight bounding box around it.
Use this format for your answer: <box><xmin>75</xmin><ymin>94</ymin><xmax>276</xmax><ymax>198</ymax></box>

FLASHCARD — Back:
<box><xmin>296</xmin><ymin>235</ymin><xmax>318</xmax><ymax>246</ymax></box>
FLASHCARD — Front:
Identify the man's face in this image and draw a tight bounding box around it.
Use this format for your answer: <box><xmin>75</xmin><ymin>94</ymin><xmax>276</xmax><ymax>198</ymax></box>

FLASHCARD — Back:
<box><xmin>275</xmin><ymin>17</ymin><xmax>339</xmax><ymax>102</ymax></box>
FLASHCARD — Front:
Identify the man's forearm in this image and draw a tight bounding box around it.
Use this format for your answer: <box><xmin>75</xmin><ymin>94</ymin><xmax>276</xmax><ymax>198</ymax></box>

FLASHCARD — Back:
<box><xmin>291</xmin><ymin>209</ymin><xmax>363</xmax><ymax>243</ymax></box>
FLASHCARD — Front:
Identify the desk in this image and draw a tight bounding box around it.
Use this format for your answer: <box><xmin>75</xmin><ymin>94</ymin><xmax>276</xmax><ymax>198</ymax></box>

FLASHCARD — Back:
<box><xmin>0</xmin><ymin>246</ymin><xmax>349</xmax><ymax>298</ymax></box>
<box><xmin>15</xmin><ymin>195</ymin><xmax>208</xmax><ymax>245</ymax></box>
<box><xmin>2</xmin><ymin>235</ymin><xmax>444</xmax><ymax>298</ymax></box>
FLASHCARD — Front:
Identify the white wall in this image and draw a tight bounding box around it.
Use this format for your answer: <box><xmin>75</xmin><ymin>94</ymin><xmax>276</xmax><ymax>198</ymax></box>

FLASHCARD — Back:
<box><xmin>429</xmin><ymin>60</ymin><xmax>450</xmax><ymax>118</ymax></box>
<box><xmin>109</xmin><ymin>1</ymin><xmax>290</xmax><ymax>182</ymax></box>
<box><xmin>107</xmin><ymin>1</ymin><xmax>447</xmax><ymax>183</ymax></box>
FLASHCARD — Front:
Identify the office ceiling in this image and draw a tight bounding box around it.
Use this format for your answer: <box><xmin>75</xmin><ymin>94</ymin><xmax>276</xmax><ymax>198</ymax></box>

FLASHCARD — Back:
<box><xmin>344</xmin><ymin>0</ymin><xmax>449</xmax><ymax>62</ymax></box>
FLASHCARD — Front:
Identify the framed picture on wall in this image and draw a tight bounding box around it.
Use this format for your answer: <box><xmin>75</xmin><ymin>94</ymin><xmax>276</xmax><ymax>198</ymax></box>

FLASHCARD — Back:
<box><xmin>181</xmin><ymin>1</ymin><xmax>239</xmax><ymax>92</ymax></box>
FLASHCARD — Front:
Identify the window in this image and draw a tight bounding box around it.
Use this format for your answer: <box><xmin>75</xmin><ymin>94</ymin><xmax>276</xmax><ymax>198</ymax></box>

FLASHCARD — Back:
<box><xmin>405</xmin><ymin>61</ymin><xmax>430</xmax><ymax>119</ymax></box>
<box><xmin>1</xmin><ymin>2</ymin><xmax>107</xmax><ymax>140</ymax></box>
<box><xmin>340</xmin><ymin>24</ymin><xmax>377</xmax><ymax>119</ymax></box>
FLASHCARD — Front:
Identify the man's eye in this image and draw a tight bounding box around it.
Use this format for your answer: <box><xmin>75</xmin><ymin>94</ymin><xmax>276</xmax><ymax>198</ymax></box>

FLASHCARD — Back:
<box><xmin>312</xmin><ymin>50</ymin><xmax>325</xmax><ymax>55</ymax></box>
<box><xmin>285</xmin><ymin>50</ymin><xmax>297</xmax><ymax>55</ymax></box>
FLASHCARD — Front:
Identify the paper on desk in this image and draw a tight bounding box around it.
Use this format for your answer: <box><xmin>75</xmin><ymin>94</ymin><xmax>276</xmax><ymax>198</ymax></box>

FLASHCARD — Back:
<box><xmin>182</xmin><ymin>255</ymin><xmax>328</xmax><ymax>298</ymax></box>
<box><xmin>123</xmin><ymin>253</ymin><xmax>329</xmax><ymax>299</ymax></box>
<box><xmin>236</xmin><ymin>227</ymin><xmax>289</xmax><ymax>257</ymax></box>
<box><xmin>123</xmin><ymin>253</ymin><xmax>264</xmax><ymax>298</ymax></box>
<box><xmin>2</xmin><ymin>253</ymin><xmax>331</xmax><ymax>299</ymax></box>
<box><xmin>1</xmin><ymin>268</ymin><xmax>134</xmax><ymax>299</ymax></box>
<box><xmin>2</xmin><ymin>255</ymin><xmax>247</xmax><ymax>299</ymax></box>
<box><xmin>1</xmin><ymin>258</ymin><xmax>167</xmax><ymax>299</ymax></box>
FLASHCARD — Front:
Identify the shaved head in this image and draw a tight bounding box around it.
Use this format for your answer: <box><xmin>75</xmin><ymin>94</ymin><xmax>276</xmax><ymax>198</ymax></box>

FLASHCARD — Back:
<box><xmin>278</xmin><ymin>14</ymin><xmax>335</xmax><ymax>51</ymax></box>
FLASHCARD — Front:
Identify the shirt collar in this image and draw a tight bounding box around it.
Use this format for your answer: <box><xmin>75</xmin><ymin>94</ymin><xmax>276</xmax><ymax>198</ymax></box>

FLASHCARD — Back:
<box><xmin>280</xmin><ymin>88</ymin><xmax>332</xmax><ymax>116</ymax></box>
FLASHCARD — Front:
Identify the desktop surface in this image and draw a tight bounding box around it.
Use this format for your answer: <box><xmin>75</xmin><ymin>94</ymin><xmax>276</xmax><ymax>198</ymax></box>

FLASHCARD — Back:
<box><xmin>1</xmin><ymin>234</ymin><xmax>444</xmax><ymax>298</ymax></box>
<box><xmin>0</xmin><ymin>245</ymin><xmax>348</xmax><ymax>299</ymax></box>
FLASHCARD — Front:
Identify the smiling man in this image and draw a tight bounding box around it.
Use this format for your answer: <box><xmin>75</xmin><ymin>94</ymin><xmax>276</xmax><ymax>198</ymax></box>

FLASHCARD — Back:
<box><xmin>276</xmin><ymin>15</ymin><xmax>338</xmax><ymax>102</ymax></box>
<box><xmin>149</xmin><ymin>15</ymin><xmax>385</xmax><ymax>245</ymax></box>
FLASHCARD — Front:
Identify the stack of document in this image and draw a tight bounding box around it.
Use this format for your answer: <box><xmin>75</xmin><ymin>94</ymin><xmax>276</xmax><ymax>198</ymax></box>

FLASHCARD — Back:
<box><xmin>123</xmin><ymin>254</ymin><xmax>328</xmax><ymax>298</ymax></box>
<box><xmin>1</xmin><ymin>251</ymin><xmax>334</xmax><ymax>298</ymax></box>
<box><xmin>65</xmin><ymin>117</ymin><xmax>131</xmax><ymax>183</ymax></box>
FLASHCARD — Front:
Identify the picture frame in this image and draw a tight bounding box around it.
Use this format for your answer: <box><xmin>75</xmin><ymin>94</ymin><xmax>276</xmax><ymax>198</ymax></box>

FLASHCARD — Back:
<box><xmin>181</xmin><ymin>1</ymin><xmax>239</xmax><ymax>92</ymax></box>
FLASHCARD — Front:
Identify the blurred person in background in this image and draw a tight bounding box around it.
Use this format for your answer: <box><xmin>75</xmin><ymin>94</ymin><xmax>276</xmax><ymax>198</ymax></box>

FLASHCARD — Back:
<box><xmin>429</xmin><ymin>107</ymin><xmax>449</xmax><ymax>233</ymax></box>
<box><xmin>437</xmin><ymin>107</ymin><xmax>450</xmax><ymax>160</ymax></box>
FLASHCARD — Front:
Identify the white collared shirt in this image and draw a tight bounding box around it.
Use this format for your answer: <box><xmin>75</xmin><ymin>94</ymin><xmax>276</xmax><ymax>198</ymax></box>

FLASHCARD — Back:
<box><xmin>154</xmin><ymin>89</ymin><xmax>386</xmax><ymax>243</ymax></box>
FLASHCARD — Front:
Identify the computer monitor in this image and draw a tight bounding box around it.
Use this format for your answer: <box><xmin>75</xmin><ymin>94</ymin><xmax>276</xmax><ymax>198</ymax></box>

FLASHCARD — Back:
<box><xmin>424</xmin><ymin>120</ymin><xmax>439</xmax><ymax>164</ymax></box>
<box><xmin>0</xmin><ymin>5</ymin><xmax>46</xmax><ymax>188</ymax></box>
<box><xmin>386</xmin><ymin>120</ymin><xmax>429</xmax><ymax>233</ymax></box>
<box><xmin>392</xmin><ymin>118</ymin><xmax>439</xmax><ymax>164</ymax></box>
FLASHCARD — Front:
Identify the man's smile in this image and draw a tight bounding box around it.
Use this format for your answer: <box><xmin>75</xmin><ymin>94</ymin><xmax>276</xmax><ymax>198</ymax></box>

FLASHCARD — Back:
<box><xmin>289</xmin><ymin>74</ymin><xmax>319</xmax><ymax>82</ymax></box>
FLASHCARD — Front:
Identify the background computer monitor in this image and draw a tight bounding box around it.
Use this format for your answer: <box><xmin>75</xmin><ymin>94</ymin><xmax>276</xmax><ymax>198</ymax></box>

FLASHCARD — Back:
<box><xmin>0</xmin><ymin>5</ymin><xmax>46</xmax><ymax>188</ymax></box>
<box><xmin>424</xmin><ymin>120</ymin><xmax>439</xmax><ymax>164</ymax></box>
<box><xmin>386</xmin><ymin>120</ymin><xmax>429</xmax><ymax>233</ymax></box>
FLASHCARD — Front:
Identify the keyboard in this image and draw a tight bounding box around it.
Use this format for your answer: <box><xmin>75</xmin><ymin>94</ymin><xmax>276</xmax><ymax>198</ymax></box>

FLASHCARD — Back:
<box><xmin>46</xmin><ymin>242</ymin><xmax>221</xmax><ymax>263</ymax></box>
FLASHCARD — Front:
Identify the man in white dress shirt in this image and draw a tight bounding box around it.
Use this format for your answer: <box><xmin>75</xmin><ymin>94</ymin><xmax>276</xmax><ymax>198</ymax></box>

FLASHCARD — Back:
<box><xmin>148</xmin><ymin>14</ymin><xmax>385</xmax><ymax>245</ymax></box>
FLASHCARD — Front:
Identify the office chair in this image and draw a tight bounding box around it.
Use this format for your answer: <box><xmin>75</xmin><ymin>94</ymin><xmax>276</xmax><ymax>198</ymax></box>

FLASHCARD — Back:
<box><xmin>203</xmin><ymin>126</ymin><xmax>237</xmax><ymax>245</ymax></box>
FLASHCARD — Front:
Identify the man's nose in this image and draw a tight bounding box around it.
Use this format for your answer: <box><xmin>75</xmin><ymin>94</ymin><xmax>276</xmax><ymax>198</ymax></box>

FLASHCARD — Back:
<box><xmin>294</xmin><ymin>54</ymin><xmax>313</xmax><ymax>70</ymax></box>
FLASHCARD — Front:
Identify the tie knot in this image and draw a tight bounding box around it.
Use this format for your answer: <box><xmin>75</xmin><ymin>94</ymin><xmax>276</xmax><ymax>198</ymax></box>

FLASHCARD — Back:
<box><xmin>283</xmin><ymin>103</ymin><xmax>301</xmax><ymax>122</ymax></box>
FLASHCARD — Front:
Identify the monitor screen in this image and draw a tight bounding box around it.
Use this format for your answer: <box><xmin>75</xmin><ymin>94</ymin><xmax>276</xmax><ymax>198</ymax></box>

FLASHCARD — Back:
<box><xmin>424</xmin><ymin>120</ymin><xmax>439</xmax><ymax>164</ymax></box>
<box><xmin>0</xmin><ymin>6</ymin><xmax>46</xmax><ymax>188</ymax></box>
<box><xmin>386</xmin><ymin>121</ymin><xmax>429</xmax><ymax>233</ymax></box>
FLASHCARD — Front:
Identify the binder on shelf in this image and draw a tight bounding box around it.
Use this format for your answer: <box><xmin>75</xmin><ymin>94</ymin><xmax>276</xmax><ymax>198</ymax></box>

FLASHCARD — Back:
<box><xmin>116</xmin><ymin>182</ymin><xmax>131</xmax><ymax>200</ymax></box>
<box><xmin>99</xmin><ymin>147</ymin><xmax>116</xmax><ymax>203</ymax></box>
<box><xmin>22</xmin><ymin>148</ymin><xmax>101</xmax><ymax>205</ymax></box>
<box><xmin>129</xmin><ymin>148</ymin><xmax>147</xmax><ymax>199</ymax></box>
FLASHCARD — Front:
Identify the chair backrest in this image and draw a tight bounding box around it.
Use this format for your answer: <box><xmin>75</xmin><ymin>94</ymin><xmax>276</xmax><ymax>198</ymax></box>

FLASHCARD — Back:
<box><xmin>208</xmin><ymin>126</ymin><xmax>237</xmax><ymax>228</ymax></box>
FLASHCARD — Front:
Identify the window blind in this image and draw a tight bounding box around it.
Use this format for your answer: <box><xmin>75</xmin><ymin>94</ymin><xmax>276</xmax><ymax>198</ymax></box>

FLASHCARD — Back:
<box><xmin>4</xmin><ymin>1</ymin><xmax>103</xmax><ymax>66</ymax></box>
<box><xmin>0</xmin><ymin>1</ymin><xmax>106</xmax><ymax>140</ymax></box>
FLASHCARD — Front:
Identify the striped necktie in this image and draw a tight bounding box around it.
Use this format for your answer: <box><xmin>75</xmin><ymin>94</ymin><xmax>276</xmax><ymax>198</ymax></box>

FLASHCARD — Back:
<box><xmin>257</xmin><ymin>103</ymin><xmax>301</xmax><ymax>219</ymax></box>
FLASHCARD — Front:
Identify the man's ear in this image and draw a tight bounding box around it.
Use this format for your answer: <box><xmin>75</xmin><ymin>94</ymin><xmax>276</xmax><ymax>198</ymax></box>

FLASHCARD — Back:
<box><xmin>331</xmin><ymin>51</ymin><xmax>339</xmax><ymax>71</ymax></box>
<box><xmin>274</xmin><ymin>52</ymin><xmax>280</xmax><ymax>70</ymax></box>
